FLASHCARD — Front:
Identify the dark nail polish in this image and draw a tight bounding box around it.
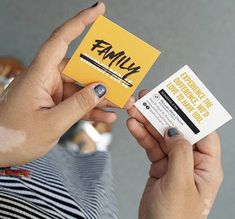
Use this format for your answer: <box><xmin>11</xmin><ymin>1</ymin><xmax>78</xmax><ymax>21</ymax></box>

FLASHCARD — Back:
<box><xmin>94</xmin><ymin>84</ymin><xmax>106</xmax><ymax>98</ymax></box>
<box><xmin>167</xmin><ymin>128</ymin><xmax>179</xmax><ymax>137</ymax></box>
<box><xmin>91</xmin><ymin>1</ymin><xmax>99</xmax><ymax>8</ymax></box>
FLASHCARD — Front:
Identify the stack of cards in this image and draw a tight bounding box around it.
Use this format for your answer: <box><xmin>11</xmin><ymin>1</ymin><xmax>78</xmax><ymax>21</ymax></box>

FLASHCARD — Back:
<box><xmin>64</xmin><ymin>15</ymin><xmax>232</xmax><ymax>144</ymax></box>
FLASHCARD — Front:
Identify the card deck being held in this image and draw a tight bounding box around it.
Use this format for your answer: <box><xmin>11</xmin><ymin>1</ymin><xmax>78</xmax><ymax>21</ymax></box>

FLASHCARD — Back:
<box><xmin>135</xmin><ymin>65</ymin><xmax>232</xmax><ymax>144</ymax></box>
<box><xmin>63</xmin><ymin>15</ymin><xmax>161</xmax><ymax>108</ymax></box>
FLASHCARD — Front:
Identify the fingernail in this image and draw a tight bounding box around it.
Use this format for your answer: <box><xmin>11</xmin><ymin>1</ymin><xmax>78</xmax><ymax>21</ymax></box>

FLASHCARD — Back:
<box><xmin>94</xmin><ymin>84</ymin><xmax>106</xmax><ymax>98</ymax></box>
<box><xmin>167</xmin><ymin>128</ymin><xmax>180</xmax><ymax>137</ymax></box>
<box><xmin>91</xmin><ymin>1</ymin><xmax>99</xmax><ymax>8</ymax></box>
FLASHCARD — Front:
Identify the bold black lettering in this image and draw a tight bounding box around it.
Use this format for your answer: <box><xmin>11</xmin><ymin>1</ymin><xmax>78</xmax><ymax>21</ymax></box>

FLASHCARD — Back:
<box><xmin>103</xmin><ymin>51</ymin><xmax>125</xmax><ymax>67</ymax></box>
<box><xmin>91</xmin><ymin>39</ymin><xmax>111</xmax><ymax>52</ymax></box>
<box><xmin>91</xmin><ymin>39</ymin><xmax>142</xmax><ymax>80</ymax></box>
<box><xmin>122</xmin><ymin>65</ymin><xmax>141</xmax><ymax>79</ymax></box>
<box><xmin>116</xmin><ymin>55</ymin><xmax>127</xmax><ymax>66</ymax></box>
<box><xmin>97</xmin><ymin>46</ymin><xmax>112</xmax><ymax>58</ymax></box>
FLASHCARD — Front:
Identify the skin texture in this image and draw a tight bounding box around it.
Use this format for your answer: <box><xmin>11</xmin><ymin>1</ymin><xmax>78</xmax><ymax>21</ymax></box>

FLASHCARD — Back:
<box><xmin>127</xmin><ymin>89</ymin><xmax>223</xmax><ymax>219</ymax></box>
<box><xmin>0</xmin><ymin>2</ymin><xmax>135</xmax><ymax>167</ymax></box>
<box><xmin>0</xmin><ymin>3</ymin><xmax>223</xmax><ymax>219</ymax></box>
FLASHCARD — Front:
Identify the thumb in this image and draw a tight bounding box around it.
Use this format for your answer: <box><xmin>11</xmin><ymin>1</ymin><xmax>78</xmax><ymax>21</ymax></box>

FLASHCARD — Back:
<box><xmin>48</xmin><ymin>83</ymin><xmax>106</xmax><ymax>134</ymax></box>
<box><xmin>162</xmin><ymin>127</ymin><xmax>194</xmax><ymax>185</ymax></box>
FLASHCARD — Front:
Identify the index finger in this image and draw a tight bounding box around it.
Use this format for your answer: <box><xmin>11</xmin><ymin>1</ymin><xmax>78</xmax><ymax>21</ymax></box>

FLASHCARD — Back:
<box><xmin>128</xmin><ymin>90</ymin><xmax>164</xmax><ymax>143</ymax></box>
<box><xmin>35</xmin><ymin>2</ymin><xmax>106</xmax><ymax>69</ymax></box>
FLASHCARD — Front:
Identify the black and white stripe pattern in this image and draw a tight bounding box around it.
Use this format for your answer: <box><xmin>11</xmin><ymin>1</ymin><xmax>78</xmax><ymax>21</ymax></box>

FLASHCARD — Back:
<box><xmin>0</xmin><ymin>145</ymin><xmax>118</xmax><ymax>219</ymax></box>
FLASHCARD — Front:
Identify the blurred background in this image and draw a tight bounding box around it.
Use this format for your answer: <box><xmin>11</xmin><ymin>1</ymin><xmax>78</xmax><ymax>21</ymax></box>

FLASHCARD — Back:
<box><xmin>0</xmin><ymin>0</ymin><xmax>234</xmax><ymax>218</ymax></box>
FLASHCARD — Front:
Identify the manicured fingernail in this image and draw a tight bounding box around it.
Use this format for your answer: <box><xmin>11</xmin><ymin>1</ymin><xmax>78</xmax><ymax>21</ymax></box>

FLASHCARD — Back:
<box><xmin>91</xmin><ymin>1</ymin><xmax>99</xmax><ymax>8</ymax></box>
<box><xmin>167</xmin><ymin>128</ymin><xmax>179</xmax><ymax>137</ymax></box>
<box><xmin>94</xmin><ymin>84</ymin><xmax>106</xmax><ymax>98</ymax></box>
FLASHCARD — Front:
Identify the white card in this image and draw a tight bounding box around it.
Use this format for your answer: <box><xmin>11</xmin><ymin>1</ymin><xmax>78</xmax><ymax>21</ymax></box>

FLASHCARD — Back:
<box><xmin>135</xmin><ymin>65</ymin><xmax>232</xmax><ymax>144</ymax></box>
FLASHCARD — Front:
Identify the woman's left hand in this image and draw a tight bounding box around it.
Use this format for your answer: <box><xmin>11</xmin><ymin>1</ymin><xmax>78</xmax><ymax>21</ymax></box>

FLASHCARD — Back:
<box><xmin>0</xmin><ymin>2</ymin><xmax>134</xmax><ymax>167</ymax></box>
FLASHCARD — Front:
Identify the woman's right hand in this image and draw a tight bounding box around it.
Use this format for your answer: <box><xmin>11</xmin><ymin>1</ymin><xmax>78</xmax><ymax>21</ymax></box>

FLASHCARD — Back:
<box><xmin>127</xmin><ymin>90</ymin><xmax>223</xmax><ymax>219</ymax></box>
<box><xmin>0</xmin><ymin>2</ymin><xmax>134</xmax><ymax>168</ymax></box>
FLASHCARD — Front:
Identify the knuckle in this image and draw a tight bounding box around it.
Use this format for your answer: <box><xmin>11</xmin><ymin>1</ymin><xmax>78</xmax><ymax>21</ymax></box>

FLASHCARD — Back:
<box><xmin>137</xmin><ymin>131</ymin><xmax>149</xmax><ymax>144</ymax></box>
<box><xmin>77</xmin><ymin>17</ymin><xmax>86</xmax><ymax>29</ymax></box>
<box><xmin>171</xmin><ymin>138</ymin><xmax>191</xmax><ymax>154</ymax></box>
<box><xmin>52</xmin><ymin>26</ymin><xmax>63</xmax><ymax>38</ymax></box>
<box><xmin>149</xmin><ymin>164</ymin><xmax>157</xmax><ymax>178</ymax></box>
<box><xmin>74</xmin><ymin>91</ymin><xmax>96</xmax><ymax>110</ymax></box>
<box><xmin>47</xmin><ymin>26</ymin><xmax>65</xmax><ymax>45</ymax></box>
<box><xmin>128</xmin><ymin>106</ymin><xmax>138</xmax><ymax>118</ymax></box>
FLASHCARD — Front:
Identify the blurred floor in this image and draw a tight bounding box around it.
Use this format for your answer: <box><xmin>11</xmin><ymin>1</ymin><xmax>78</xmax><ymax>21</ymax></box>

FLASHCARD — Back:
<box><xmin>0</xmin><ymin>0</ymin><xmax>235</xmax><ymax>218</ymax></box>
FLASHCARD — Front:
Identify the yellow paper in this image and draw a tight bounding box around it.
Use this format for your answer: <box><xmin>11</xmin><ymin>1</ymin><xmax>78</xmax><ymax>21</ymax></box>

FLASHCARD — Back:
<box><xmin>63</xmin><ymin>15</ymin><xmax>161</xmax><ymax>108</ymax></box>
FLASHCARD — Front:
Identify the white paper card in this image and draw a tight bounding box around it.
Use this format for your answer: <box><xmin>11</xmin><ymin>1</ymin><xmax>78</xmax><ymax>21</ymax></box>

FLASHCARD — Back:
<box><xmin>135</xmin><ymin>65</ymin><xmax>232</xmax><ymax>144</ymax></box>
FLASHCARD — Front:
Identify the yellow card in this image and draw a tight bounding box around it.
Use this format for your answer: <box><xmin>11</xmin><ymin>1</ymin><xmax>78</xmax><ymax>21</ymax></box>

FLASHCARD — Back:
<box><xmin>63</xmin><ymin>15</ymin><xmax>161</xmax><ymax>108</ymax></box>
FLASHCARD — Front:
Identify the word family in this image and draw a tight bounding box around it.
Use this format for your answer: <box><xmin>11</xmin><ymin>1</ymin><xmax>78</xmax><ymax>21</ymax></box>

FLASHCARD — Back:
<box><xmin>91</xmin><ymin>39</ymin><xmax>141</xmax><ymax>80</ymax></box>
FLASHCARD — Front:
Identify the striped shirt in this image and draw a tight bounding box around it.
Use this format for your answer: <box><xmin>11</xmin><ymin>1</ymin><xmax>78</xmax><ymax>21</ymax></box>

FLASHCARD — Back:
<box><xmin>0</xmin><ymin>146</ymin><xmax>118</xmax><ymax>219</ymax></box>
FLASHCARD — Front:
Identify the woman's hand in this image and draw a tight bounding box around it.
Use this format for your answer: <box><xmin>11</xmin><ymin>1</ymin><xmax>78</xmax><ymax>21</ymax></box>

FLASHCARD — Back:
<box><xmin>127</xmin><ymin>90</ymin><xmax>223</xmax><ymax>219</ymax></box>
<box><xmin>0</xmin><ymin>2</ymin><xmax>134</xmax><ymax>167</ymax></box>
